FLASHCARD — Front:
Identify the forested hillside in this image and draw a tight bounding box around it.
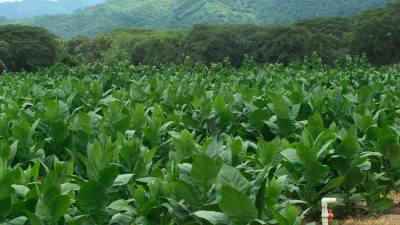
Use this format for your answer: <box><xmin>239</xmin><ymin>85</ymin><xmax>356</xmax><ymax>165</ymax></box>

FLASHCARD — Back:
<box><xmin>25</xmin><ymin>0</ymin><xmax>391</xmax><ymax>37</ymax></box>
<box><xmin>0</xmin><ymin>0</ymin><xmax>105</xmax><ymax>19</ymax></box>
<box><xmin>62</xmin><ymin>1</ymin><xmax>400</xmax><ymax>68</ymax></box>
<box><xmin>1</xmin><ymin>1</ymin><xmax>399</xmax><ymax>73</ymax></box>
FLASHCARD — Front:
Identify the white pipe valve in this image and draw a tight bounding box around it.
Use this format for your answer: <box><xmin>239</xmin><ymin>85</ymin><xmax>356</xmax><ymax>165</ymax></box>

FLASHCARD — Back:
<box><xmin>321</xmin><ymin>198</ymin><xmax>337</xmax><ymax>225</ymax></box>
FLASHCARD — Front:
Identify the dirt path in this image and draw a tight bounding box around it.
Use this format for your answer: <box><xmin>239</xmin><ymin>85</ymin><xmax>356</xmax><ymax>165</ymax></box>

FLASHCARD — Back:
<box><xmin>339</xmin><ymin>215</ymin><xmax>400</xmax><ymax>225</ymax></box>
<box><xmin>337</xmin><ymin>192</ymin><xmax>400</xmax><ymax>225</ymax></box>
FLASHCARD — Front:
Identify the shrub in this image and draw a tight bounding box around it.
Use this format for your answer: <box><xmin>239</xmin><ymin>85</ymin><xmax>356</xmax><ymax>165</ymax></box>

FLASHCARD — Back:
<box><xmin>0</xmin><ymin>24</ymin><xmax>60</xmax><ymax>71</ymax></box>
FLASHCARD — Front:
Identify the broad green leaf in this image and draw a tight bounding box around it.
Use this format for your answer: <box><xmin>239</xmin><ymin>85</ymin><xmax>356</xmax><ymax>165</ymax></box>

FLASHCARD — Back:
<box><xmin>12</xmin><ymin>184</ymin><xmax>30</xmax><ymax>198</ymax></box>
<box><xmin>252</xmin><ymin>166</ymin><xmax>269</xmax><ymax>218</ymax></box>
<box><xmin>265</xmin><ymin>178</ymin><xmax>282</xmax><ymax>207</ymax></box>
<box><xmin>173</xmin><ymin>181</ymin><xmax>202</xmax><ymax>207</ymax></box>
<box><xmin>0</xmin><ymin>159</ymin><xmax>7</xmax><ymax>181</ymax></box>
<box><xmin>44</xmin><ymin>100</ymin><xmax>64</xmax><ymax>122</ymax></box>
<box><xmin>191</xmin><ymin>154</ymin><xmax>218</xmax><ymax>190</ymax></box>
<box><xmin>230</xmin><ymin>137</ymin><xmax>244</xmax><ymax>165</ymax></box>
<box><xmin>42</xmin><ymin>172</ymin><xmax>61</xmax><ymax>204</ymax></box>
<box><xmin>285</xmin><ymin>205</ymin><xmax>300</xmax><ymax>225</ymax></box>
<box><xmin>110</xmin><ymin>212</ymin><xmax>133</xmax><ymax>225</ymax></box>
<box><xmin>107</xmin><ymin>199</ymin><xmax>134</xmax><ymax>212</ymax></box>
<box><xmin>213</xmin><ymin>94</ymin><xmax>226</xmax><ymax>114</ymax></box>
<box><xmin>336</xmin><ymin>128</ymin><xmax>358</xmax><ymax>161</ymax></box>
<box><xmin>48</xmin><ymin>121</ymin><xmax>70</xmax><ymax>142</ymax></box>
<box><xmin>77</xmin><ymin>112</ymin><xmax>93</xmax><ymax>133</ymax></box>
<box><xmin>7</xmin><ymin>216</ymin><xmax>27</xmax><ymax>225</ymax></box>
<box><xmin>249</xmin><ymin>109</ymin><xmax>268</xmax><ymax>128</ymax></box>
<box><xmin>26</xmin><ymin>212</ymin><xmax>44</xmax><ymax>225</ymax></box>
<box><xmin>281</xmin><ymin>148</ymin><xmax>300</xmax><ymax>164</ymax></box>
<box><xmin>98</xmin><ymin>165</ymin><xmax>119</xmax><ymax>188</ymax></box>
<box><xmin>193</xmin><ymin>211</ymin><xmax>228</xmax><ymax>225</ymax></box>
<box><xmin>173</xmin><ymin>129</ymin><xmax>196</xmax><ymax>159</ymax></box>
<box><xmin>48</xmin><ymin>195</ymin><xmax>70</xmax><ymax>220</ymax></box>
<box><xmin>66</xmin><ymin>215</ymin><xmax>89</xmax><ymax>225</ymax></box>
<box><xmin>218</xmin><ymin>186</ymin><xmax>257</xmax><ymax>225</ymax></box>
<box><xmin>217</xmin><ymin>165</ymin><xmax>250</xmax><ymax>193</ymax></box>
<box><xmin>385</xmin><ymin>144</ymin><xmax>400</xmax><ymax>169</ymax></box>
<box><xmin>272</xmin><ymin>209</ymin><xmax>289</xmax><ymax>225</ymax></box>
<box><xmin>131</xmin><ymin>104</ymin><xmax>147</xmax><ymax>131</ymax></box>
<box><xmin>61</xmin><ymin>183</ymin><xmax>80</xmax><ymax>194</ymax></box>
<box><xmin>271</xmin><ymin>95</ymin><xmax>291</xmax><ymax>118</ymax></box>
<box><xmin>296</xmin><ymin>144</ymin><xmax>316</xmax><ymax>165</ymax></box>
<box><xmin>342</xmin><ymin>166</ymin><xmax>363</xmax><ymax>192</ymax></box>
<box><xmin>276</xmin><ymin>118</ymin><xmax>296</xmax><ymax>135</ymax></box>
<box><xmin>77</xmin><ymin>180</ymin><xmax>107</xmax><ymax>212</ymax></box>
<box><xmin>367</xmin><ymin>197</ymin><xmax>393</xmax><ymax>212</ymax></box>
<box><xmin>304</xmin><ymin>161</ymin><xmax>329</xmax><ymax>186</ymax></box>
<box><xmin>113</xmin><ymin>174</ymin><xmax>134</xmax><ymax>187</ymax></box>
<box><xmin>353</xmin><ymin>113</ymin><xmax>374</xmax><ymax>133</ymax></box>
<box><xmin>0</xmin><ymin>197</ymin><xmax>11</xmax><ymax>220</ymax></box>
<box><xmin>318</xmin><ymin>176</ymin><xmax>345</xmax><ymax>195</ymax></box>
<box><xmin>307</xmin><ymin>113</ymin><xmax>324</xmax><ymax>140</ymax></box>
<box><xmin>12</xmin><ymin>119</ymin><xmax>31</xmax><ymax>142</ymax></box>
<box><xmin>257</xmin><ymin>138</ymin><xmax>276</xmax><ymax>166</ymax></box>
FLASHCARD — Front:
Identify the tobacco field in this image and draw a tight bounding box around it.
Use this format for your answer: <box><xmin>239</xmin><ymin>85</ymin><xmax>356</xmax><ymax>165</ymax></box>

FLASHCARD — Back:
<box><xmin>0</xmin><ymin>60</ymin><xmax>399</xmax><ymax>225</ymax></box>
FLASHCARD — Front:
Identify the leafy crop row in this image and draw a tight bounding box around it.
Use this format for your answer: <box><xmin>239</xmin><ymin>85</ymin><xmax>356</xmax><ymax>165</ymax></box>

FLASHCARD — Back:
<box><xmin>0</xmin><ymin>60</ymin><xmax>399</xmax><ymax>225</ymax></box>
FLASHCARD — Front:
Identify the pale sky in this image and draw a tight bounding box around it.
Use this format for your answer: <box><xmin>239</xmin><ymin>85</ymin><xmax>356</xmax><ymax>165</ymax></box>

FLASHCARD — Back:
<box><xmin>0</xmin><ymin>0</ymin><xmax>23</xmax><ymax>3</ymax></box>
<box><xmin>0</xmin><ymin>0</ymin><xmax>59</xmax><ymax>3</ymax></box>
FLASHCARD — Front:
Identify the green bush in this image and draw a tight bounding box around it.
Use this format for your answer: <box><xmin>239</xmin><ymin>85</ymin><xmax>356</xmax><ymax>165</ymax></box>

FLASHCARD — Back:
<box><xmin>60</xmin><ymin>2</ymin><xmax>400</xmax><ymax>67</ymax></box>
<box><xmin>251</xmin><ymin>26</ymin><xmax>312</xmax><ymax>64</ymax></box>
<box><xmin>130</xmin><ymin>34</ymin><xmax>185</xmax><ymax>65</ymax></box>
<box><xmin>0</xmin><ymin>59</ymin><xmax>6</xmax><ymax>73</ymax></box>
<box><xmin>351</xmin><ymin>2</ymin><xmax>400</xmax><ymax>65</ymax></box>
<box><xmin>184</xmin><ymin>25</ymin><xmax>260</xmax><ymax>66</ymax></box>
<box><xmin>0</xmin><ymin>24</ymin><xmax>60</xmax><ymax>71</ymax></box>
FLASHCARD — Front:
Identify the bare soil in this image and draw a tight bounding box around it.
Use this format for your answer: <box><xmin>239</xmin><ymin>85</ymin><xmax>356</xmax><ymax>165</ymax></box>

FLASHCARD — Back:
<box><xmin>335</xmin><ymin>192</ymin><xmax>400</xmax><ymax>225</ymax></box>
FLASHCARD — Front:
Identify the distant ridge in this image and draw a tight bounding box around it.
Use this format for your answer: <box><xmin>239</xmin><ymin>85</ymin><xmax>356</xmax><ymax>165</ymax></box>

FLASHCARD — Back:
<box><xmin>0</xmin><ymin>0</ymin><xmax>105</xmax><ymax>19</ymax></box>
<box><xmin>17</xmin><ymin>0</ymin><xmax>392</xmax><ymax>37</ymax></box>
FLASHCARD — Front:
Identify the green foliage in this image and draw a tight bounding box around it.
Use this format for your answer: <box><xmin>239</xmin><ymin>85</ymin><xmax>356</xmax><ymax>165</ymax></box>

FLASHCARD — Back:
<box><xmin>0</xmin><ymin>24</ymin><xmax>60</xmax><ymax>72</ymax></box>
<box><xmin>21</xmin><ymin>0</ymin><xmax>390</xmax><ymax>38</ymax></box>
<box><xmin>64</xmin><ymin>35</ymin><xmax>112</xmax><ymax>65</ymax></box>
<box><xmin>129</xmin><ymin>31</ymin><xmax>185</xmax><ymax>66</ymax></box>
<box><xmin>254</xmin><ymin>26</ymin><xmax>312</xmax><ymax>64</ymax></box>
<box><xmin>183</xmin><ymin>25</ymin><xmax>259</xmax><ymax>67</ymax></box>
<box><xmin>218</xmin><ymin>186</ymin><xmax>257</xmax><ymax>225</ymax></box>
<box><xmin>62</xmin><ymin>2</ymin><xmax>400</xmax><ymax>67</ymax></box>
<box><xmin>0</xmin><ymin>40</ymin><xmax>10</xmax><ymax>73</ymax></box>
<box><xmin>0</xmin><ymin>60</ymin><xmax>399</xmax><ymax>224</ymax></box>
<box><xmin>351</xmin><ymin>2</ymin><xmax>400</xmax><ymax>65</ymax></box>
<box><xmin>0</xmin><ymin>60</ymin><xmax>5</xmax><ymax>74</ymax></box>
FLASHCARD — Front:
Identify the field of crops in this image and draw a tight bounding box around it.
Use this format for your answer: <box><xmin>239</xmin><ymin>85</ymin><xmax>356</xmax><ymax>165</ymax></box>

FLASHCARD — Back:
<box><xmin>0</xmin><ymin>60</ymin><xmax>399</xmax><ymax>225</ymax></box>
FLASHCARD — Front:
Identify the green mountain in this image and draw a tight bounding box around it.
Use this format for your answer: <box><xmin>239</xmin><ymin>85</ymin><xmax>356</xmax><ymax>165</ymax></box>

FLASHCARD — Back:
<box><xmin>0</xmin><ymin>0</ymin><xmax>105</xmax><ymax>19</ymax></box>
<box><xmin>24</xmin><ymin>0</ymin><xmax>391</xmax><ymax>37</ymax></box>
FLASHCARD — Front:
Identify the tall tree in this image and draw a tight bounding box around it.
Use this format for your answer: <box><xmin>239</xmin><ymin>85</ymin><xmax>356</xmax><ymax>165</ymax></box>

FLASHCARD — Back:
<box><xmin>0</xmin><ymin>25</ymin><xmax>60</xmax><ymax>71</ymax></box>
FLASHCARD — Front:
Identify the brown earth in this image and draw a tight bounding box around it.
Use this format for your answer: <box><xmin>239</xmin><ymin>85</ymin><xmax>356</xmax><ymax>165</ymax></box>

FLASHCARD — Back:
<box><xmin>336</xmin><ymin>192</ymin><xmax>400</xmax><ymax>225</ymax></box>
<box><xmin>339</xmin><ymin>215</ymin><xmax>400</xmax><ymax>225</ymax></box>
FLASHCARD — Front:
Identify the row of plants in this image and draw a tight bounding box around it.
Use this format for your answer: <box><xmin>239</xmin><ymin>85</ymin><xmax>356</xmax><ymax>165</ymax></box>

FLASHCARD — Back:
<box><xmin>0</xmin><ymin>59</ymin><xmax>399</xmax><ymax>224</ymax></box>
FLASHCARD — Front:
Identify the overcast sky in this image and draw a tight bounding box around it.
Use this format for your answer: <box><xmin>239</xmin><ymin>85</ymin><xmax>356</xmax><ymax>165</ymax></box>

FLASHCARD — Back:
<box><xmin>0</xmin><ymin>0</ymin><xmax>59</xmax><ymax>3</ymax></box>
<box><xmin>0</xmin><ymin>0</ymin><xmax>22</xmax><ymax>2</ymax></box>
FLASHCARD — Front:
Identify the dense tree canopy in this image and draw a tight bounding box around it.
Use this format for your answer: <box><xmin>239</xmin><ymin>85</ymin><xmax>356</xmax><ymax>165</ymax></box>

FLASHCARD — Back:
<box><xmin>0</xmin><ymin>1</ymin><xmax>398</xmax><ymax>71</ymax></box>
<box><xmin>253</xmin><ymin>26</ymin><xmax>312</xmax><ymax>64</ymax></box>
<box><xmin>59</xmin><ymin>1</ymin><xmax>400</xmax><ymax>67</ymax></box>
<box><xmin>0</xmin><ymin>25</ymin><xmax>60</xmax><ymax>72</ymax></box>
<box><xmin>351</xmin><ymin>2</ymin><xmax>400</xmax><ymax>65</ymax></box>
<box><xmin>0</xmin><ymin>40</ymin><xmax>9</xmax><ymax>73</ymax></box>
<box><xmin>22</xmin><ymin>0</ymin><xmax>390</xmax><ymax>38</ymax></box>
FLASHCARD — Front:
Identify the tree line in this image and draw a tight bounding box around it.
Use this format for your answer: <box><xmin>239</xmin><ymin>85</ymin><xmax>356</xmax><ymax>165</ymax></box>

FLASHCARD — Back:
<box><xmin>0</xmin><ymin>1</ymin><xmax>399</xmax><ymax>73</ymax></box>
